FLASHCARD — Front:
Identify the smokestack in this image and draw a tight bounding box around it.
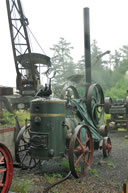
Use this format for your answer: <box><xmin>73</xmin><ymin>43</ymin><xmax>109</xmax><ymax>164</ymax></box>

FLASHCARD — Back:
<box><xmin>84</xmin><ymin>7</ymin><xmax>91</xmax><ymax>95</ymax></box>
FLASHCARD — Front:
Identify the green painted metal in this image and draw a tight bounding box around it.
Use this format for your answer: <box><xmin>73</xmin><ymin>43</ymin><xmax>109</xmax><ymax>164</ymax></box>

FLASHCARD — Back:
<box><xmin>29</xmin><ymin>97</ymin><xmax>66</xmax><ymax>159</ymax></box>
<box><xmin>70</xmin><ymin>99</ymin><xmax>102</xmax><ymax>141</ymax></box>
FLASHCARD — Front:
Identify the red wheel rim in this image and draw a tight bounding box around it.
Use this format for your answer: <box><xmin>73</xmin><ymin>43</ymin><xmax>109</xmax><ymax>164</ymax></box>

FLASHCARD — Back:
<box><xmin>0</xmin><ymin>143</ymin><xmax>13</xmax><ymax>193</ymax></box>
<box><xmin>69</xmin><ymin>125</ymin><xmax>93</xmax><ymax>178</ymax></box>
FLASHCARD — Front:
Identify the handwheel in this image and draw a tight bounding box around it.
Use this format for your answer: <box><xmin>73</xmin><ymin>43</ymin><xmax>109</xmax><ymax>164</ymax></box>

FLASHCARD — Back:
<box><xmin>15</xmin><ymin>124</ymin><xmax>39</xmax><ymax>169</ymax></box>
<box><xmin>87</xmin><ymin>83</ymin><xmax>104</xmax><ymax>127</ymax></box>
<box><xmin>69</xmin><ymin>125</ymin><xmax>93</xmax><ymax>178</ymax></box>
<box><xmin>0</xmin><ymin>143</ymin><xmax>13</xmax><ymax>193</ymax></box>
<box><xmin>102</xmin><ymin>137</ymin><xmax>112</xmax><ymax>157</ymax></box>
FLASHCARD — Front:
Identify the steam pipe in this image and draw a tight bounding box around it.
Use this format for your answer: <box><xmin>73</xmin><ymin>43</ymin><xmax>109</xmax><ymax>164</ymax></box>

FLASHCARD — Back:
<box><xmin>84</xmin><ymin>7</ymin><xmax>91</xmax><ymax>95</ymax></box>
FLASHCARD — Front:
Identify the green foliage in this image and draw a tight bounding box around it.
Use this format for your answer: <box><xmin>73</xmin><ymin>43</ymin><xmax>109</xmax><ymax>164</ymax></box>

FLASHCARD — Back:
<box><xmin>1</xmin><ymin>111</ymin><xmax>15</xmax><ymax>126</ymax></box>
<box><xmin>91</xmin><ymin>40</ymin><xmax>103</xmax><ymax>69</ymax></box>
<box><xmin>61</xmin><ymin>159</ymin><xmax>69</xmax><ymax>170</ymax></box>
<box><xmin>50</xmin><ymin>36</ymin><xmax>128</xmax><ymax>100</ymax></box>
<box><xmin>107</xmin><ymin>161</ymin><xmax>115</xmax><ymax>168</ymax></box>
<box><xmin>104</xmin><ymin>113</ymin><xmax>111</xmax><ymax>123</ymax></box>
<box><xmin>10</xmin><ymin>179</ymin><xmax>32</xmax><ymax>193</ymax></box>
<box><xmin>50</xmin><ymin>37</ymin><xmax>75</xmax><ymax>85</ymax></box>
<box><xmin>89</xmin><ymin>168</ymin><xmax>99</xmax><ymax>177</ymax></box>
<box><xmin>0</xmin><ymin>110</ymin><xmax>30</xmax><ymax>127</ymax></box>
<box><xmin>105</xmin><ymin>76</ymin><xmax>128</xmax><ymax>99</ymax></box>
<box><xmin>15</xmin><ymin>110</ymin><xmax>30</xmax><ymax>125</ymax></box>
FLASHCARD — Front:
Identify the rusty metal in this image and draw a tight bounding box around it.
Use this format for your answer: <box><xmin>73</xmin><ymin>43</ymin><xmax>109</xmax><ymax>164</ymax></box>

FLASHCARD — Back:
<box><xmin>68</xmin><ymin>125</ymin><xmax>93</xmax><ymax>178</ymax></box>
<box><xmin>105</xmin><ymin>97</ymin><xmax>128</xmax><ymax>130</ymax></box>
<box><xmin>104</xmin><ymin>97</ymin><xmax>112</xmax><ymax>114</ymax></box>
<box><xmin>102</xmin><ymin>137</ymin><xmax>112</xmax><ymax>157</ymax></box>
<box><xmin>98</xmin><ymin>125</ymin><xmax>108</xmax><ymax>137</ymax></box>
<box><xmin>6</xmin><ymin>0</ymin><xmax>51</xmax><ymax>97</ymax></box>
<box><xmin>0</xmin><ymin>87</ymin><xmax>13</xmax><ymax>96</ymax></box>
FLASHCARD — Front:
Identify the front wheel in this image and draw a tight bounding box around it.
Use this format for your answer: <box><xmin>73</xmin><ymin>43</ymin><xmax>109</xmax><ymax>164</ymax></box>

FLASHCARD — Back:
<box><xmin>68</xmin><ymin>125</ymin><xmax>93</xmax><ymax>178</ymax></box>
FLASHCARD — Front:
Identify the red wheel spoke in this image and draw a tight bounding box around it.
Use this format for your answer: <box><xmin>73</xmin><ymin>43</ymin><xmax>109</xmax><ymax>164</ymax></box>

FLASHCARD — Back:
<box><xmin>0</xmin><ymin>168</ymin><xmax>6</xmax><ymax>173</ymax></box>
<box><xmin>69</xmin><ymin>125</ymin><xmax>93</xmax><ymax>178</ymax></box>
<box><xmin>74</xmin><ymin>148</ymin><xmax>79</xmax><ymax>153</ymax></box>
<box><xmin>0</xmin><ymin>182</ymin><xmax>4</xmax><ymax>187</ymax></box>
<box><xmin>0</xmin><ymin>156</ymin><xmax>4</xmax><ymax>164</ymax></box>
<box><xmin>75</xmin><ymin>153</ymin><xmax>84</xmax><ymax>166</ymax></box>
<box><xmin>82</xmin><ymin>154</ymin><xmax>89</xmax><ymax>166</ymax></box>
<box><xmin>107</xmin><ymin>144</ymin><xmax>111</xmax><ymax>149</ymax></box>
<box><xmin>83</xmin><ymin>158</ymin><xmax>89</xmax><ymax>166</ymax></box>
<box><xmin>84</xmin><ymin>138</ymin><xmax>89</xmax><ymax>146</ymax></box>
<box><xmin>76</xmin><ymin>136</ymin><xmax>84</xmax><ymax>150</ymax></box>
<box><xmin>84</xmin><ymin>159</ymin><xmax>89</xmax><ymax>166</ymax></box>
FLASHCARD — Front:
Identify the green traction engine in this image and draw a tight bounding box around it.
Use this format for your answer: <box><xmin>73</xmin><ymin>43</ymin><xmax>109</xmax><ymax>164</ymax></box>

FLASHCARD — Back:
<box><xmin>15</xmin><ymin>80</ymin><xmax>112</xmax><ymax>178</ymax></box>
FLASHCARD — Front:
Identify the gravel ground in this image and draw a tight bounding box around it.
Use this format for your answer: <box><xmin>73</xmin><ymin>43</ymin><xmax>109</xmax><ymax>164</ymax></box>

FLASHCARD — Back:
<box><xmin>10</xmin><ymin>131</ymin><xmax>128</xmax><ymax>193</ymax></box>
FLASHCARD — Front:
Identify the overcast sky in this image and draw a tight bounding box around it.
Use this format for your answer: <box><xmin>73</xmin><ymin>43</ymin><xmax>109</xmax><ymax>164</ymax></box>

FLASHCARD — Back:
<box><xmin>0</xmin><ymin>0</ymin><xmax>128</xmax><ymax>87</ymax></box>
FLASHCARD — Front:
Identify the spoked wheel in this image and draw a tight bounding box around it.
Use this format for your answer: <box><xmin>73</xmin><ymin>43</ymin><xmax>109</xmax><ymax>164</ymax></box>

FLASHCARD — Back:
<box><xmin>15</xmin><ymin>124</ymin><xmax>40</xmax><ymax>169</ymax></box>
<box><xmin>87</xmin><ymin>83</ymin><xmax>104</xmax><ymax>127</ymax></box>
<box><xmin>69</xmin><ymin>125</ymin><xmax>93</xmax><ymax>178</ymax></box>
<box><xmin>60</xmin><ymin>86</ymin><xmax>80</xmax><ymax>100</ymax></box>
<box><xmin>0</xmin><ymin>143</ymin><xmax>13</xmax><ymax>193</ymax></box>
<box><xmin>103</xmin><ymin>137</ymin><xmax>112</xmax><ymax>157</ymax></box>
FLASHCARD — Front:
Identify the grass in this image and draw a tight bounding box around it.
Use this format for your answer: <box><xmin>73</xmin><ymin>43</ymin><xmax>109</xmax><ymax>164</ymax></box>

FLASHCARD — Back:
<box><xmin>108</xmin><ymin>180</ymin><xmax>116</xmax><ymax>185</ymax></box>
<box><xmin>10</xmin><ymin>179</ymin><xmax>32</xmax><ymax>193</ymax></box>
<box><xmin>44</xmin><ymin>173</ymin><xmax>62</xmax><ymax>184</ymax></box>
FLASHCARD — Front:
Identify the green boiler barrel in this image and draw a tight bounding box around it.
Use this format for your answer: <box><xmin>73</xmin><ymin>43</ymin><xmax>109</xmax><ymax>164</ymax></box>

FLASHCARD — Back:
<box><xmin>29</xmin><ymin>97</ymin><xmax>66</xmax><ymax>159</ymax></box>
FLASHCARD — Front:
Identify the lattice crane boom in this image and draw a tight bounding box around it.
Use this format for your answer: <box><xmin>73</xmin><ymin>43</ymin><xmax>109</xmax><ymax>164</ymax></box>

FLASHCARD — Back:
<box><xmin>6</xmin><ymin>0</ymin><xmax>51</xmax><ymax>96</ymax></box>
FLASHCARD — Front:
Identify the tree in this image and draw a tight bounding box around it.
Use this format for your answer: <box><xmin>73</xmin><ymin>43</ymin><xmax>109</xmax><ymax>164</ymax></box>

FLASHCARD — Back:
<box><xmin>75</xmin><ymin>40</ymin><xmax>111</xmax><ymax>90</ymax></box>
<box><xmin>91</xmin><ymin>40</ymin><xmax>103</xmax><ymax>69</ymax></box>
<box><xmin>105</xmin><ymin>76</ymin><xmax>128</xmax><ymax>99</ymax></box>
<box><xmin>120</xmin><ymin>45</ymin><xmax>128</xmax><ymax>59</ymax></box>
<box><xmin>50</xmin><ymin>37</ymin><xmax>75</xmax><ymax>85</ymax></box>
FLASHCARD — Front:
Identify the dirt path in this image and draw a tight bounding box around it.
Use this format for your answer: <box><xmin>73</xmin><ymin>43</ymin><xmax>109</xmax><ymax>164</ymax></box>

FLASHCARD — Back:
<box><xmin>10</xmin><ymin>131</ymin><xmax>128</xmax><ymax>193</ymax></box>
